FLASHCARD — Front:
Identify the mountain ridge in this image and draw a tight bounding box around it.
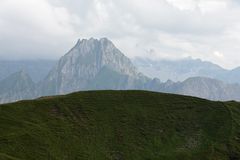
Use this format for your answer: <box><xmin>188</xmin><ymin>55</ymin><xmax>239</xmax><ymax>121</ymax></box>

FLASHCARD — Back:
<box><xmin>0</xmin><ymin>60</ymin><xmax>56</xmax><ymax>82</ymax></box>
<box><xmin>0</xmin><ymin>70</ymin><xmax>35</xmax><ymax>103</ymax></box>
<box><xmin>133</xmin><ymin>57</ymin><xmax>240</xmax><ymax>84</ymax></box>
<box><xmin>1</xmin><ymin>38</ymin><xmax>240</xmax><ymax>103</ymax></box>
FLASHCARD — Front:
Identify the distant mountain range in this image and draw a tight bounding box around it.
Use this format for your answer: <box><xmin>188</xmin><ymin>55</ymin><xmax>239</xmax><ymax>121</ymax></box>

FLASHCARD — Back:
<box><xmin>1</xmin><ymin>38</ymin><xmax>240</xmax><ymax>103</ymax></box>
<box><xmin>0</xmin><ymin>60</ymin><xmax>56</xmax><ymax>82</ymax></box>
<box><xmin>133</xmin><ymin>57</ymin><xmax>240</xmax><ymax>84</ymax></box>
<box><xmin>0</xmin><ymin>70</ymin><xmax>35</xmax><ymax>103</ymax></box>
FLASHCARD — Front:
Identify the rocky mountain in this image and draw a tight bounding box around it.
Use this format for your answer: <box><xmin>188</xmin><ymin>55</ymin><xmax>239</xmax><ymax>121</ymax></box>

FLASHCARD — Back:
<box><xmin>0</xmin><ymin>60</ymin><xmax>56</xmax><ymax>82</ymax></box>
<box><xmin>0</xmin><ymin>70</ymin><xmax>35</xmax><ymax>103</ymax></box>
<box><xmin>133</xmin><ymin>57</ymin><xmax>240</xmax><ymax>84</ymax></box>
<box><xmin>1</xmin><ymin>38</ymin><xmax>240</xmax><ymax>103</ymax></box>
<box><xmin>85</xmin><ymin>66</ymin><xmax>149</xmax><ymax>90</ymax></box>
<box><xmin>39</xmin><ymin>38</ymin><xmax>149</xmax><ymax>96</ymax></box>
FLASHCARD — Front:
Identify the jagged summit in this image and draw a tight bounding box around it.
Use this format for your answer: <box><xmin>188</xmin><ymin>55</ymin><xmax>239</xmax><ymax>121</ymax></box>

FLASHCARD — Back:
<box><xmin>73</xmin><ymin>38</ymin><xmax>115</xmax><ymax>50</ymax></box>
<box><xmin>40</xmin><ymin>38</ymin><xmax>139</xmax><ymax>95</ymax></box>
<box><xmin>70</xmin><ymin>38</ymin><xmax>124</xmax><ymax>62</ymax></box>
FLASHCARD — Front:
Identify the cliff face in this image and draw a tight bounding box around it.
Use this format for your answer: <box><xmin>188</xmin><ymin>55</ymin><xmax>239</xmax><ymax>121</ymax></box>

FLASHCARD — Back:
<box><xmin>39</xmin><ymin>38</ymin><xmax>140</xmax><ymax>96</ymax></box>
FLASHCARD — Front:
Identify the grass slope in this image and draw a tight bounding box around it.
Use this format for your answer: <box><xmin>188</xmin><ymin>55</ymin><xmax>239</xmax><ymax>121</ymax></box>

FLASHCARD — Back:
<box><xmin>0</xmin><ymin>90</ymin><xmax>240</xmax><ymax>160</ymax></box>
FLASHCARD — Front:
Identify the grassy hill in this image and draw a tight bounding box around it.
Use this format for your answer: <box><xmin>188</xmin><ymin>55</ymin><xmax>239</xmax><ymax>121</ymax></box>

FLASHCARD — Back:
<box><xmin>0</xmin><ymin>90</ymin><xmax>240</xmax><ymax>160</ymax></box>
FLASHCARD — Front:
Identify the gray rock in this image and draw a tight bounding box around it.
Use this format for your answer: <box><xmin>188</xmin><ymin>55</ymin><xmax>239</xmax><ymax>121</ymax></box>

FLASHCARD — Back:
<box><xmin>39</xmin><ymin>38</ymin><xmax>141</xmax><ymax>96</ymax></box>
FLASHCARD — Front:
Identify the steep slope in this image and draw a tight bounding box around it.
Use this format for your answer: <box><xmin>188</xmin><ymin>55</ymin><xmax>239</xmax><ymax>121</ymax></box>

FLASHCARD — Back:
<box><xmin>39</xmin><ymin>38</ymin><xmax>142</xmax><ymax>96</ymax></box>
<box><xmin>225</xmin><ymin>67</ymin><xmax>240</xmax><ymax>84</ymax></box>
<box><xmin>1</xmin><ymin>38</ymin><xmax>240</xmax><ymax>103</ymax></box>
<box><xmin>0</xmin><ymin>70</ymin><xmax>35</xmax><ymax>103</ymax></box>
<box><xmin>85</xmin><ymin>66</ymin><xmax>149</xmax><ymax>90</ymax></box>
<box><xmin>0</xmin><ymin>91</ymin><xmax>239</xmax><ymax>159</ymax></box>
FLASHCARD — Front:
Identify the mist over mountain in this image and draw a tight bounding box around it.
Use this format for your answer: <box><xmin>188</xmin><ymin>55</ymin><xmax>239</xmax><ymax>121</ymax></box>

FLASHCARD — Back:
<box><xmin>133</xmin><ymin>57</ymin><xmax>240</xmax><ymax>84</ymax></box>
<box><xmin>0</xmin><ymin>60</ymin><xmax>56</xmax><ymax>82</ymax></box>
<box><xmin>0</xmin><ymin>70</ymin><xmax>35</xmax><ymax>103</ymax></box>
<box><xmin>166</xmin><ymin>77</ymin><xmax>240</xmax><ymax>101</ymax></box>
<box><xmin>2</xmin><ymin>1</ymin><xmax>240</xmax><ymax>159</ymax></box>
<box><xmin>1</xmin><ymin>38</ymin><xmax>240</xmax><ymax>103</ymax></box>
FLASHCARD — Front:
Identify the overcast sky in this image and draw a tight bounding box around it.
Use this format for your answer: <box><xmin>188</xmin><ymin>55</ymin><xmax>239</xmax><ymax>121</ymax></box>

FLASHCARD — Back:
<box><xmin>0</xmin><ymin>0</ymin><xmax>240</xmax><ymax>69</ymax></box>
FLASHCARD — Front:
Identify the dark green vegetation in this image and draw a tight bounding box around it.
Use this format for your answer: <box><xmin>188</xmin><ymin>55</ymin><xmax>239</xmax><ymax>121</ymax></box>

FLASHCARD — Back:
<box><xmin>0</xmin><ymin>90</ymin><xmax>240</xmax><ymax>160</ymax></box>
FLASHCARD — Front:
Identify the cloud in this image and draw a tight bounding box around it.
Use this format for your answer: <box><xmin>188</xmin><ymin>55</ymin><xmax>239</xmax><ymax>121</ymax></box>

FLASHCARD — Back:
<box><xmin>166</xmin><ymin>0</ymin><xmax>229</xmax><ymax>12</ymax></box>
<box><xmin>0</xmin><ymin>0</ymin><xmax>80</xmax><ymax>59</ymax></box>
<box><xmin>0</xmin><ymin>0</ymin><xmax>240</xmax><ymax>69</ymax></box>
<box><xmin>214</xmin><ymin>51</ymin><xmax>224</xmax><ymax>59</ymax></box>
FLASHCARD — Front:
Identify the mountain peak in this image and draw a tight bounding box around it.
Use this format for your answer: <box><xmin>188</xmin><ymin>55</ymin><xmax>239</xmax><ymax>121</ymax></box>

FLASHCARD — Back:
<box><xmin>0</xmin><ymin>70</ymin><xmax>35</xmax><ymax>103</ymax></box>
<box><xmin>10</xmin><ymin>69</ymin><xmax>31</xmax><ymax>81</ymax></box>
<box><xmin>99</xmin><ymin>37</ymin><xmax>112</xmax><ymax>43</ymax></box>
<box><xmin>75</xmin><ymin>37</ymin><xmax>113</xmax><ymax>47</ymax></box>
<box><xmin>41</xmin><ymin>37</ymin><xmax>138</xmax><ymax>95</ymax></box>
<box><xmin>18</xmin><ymin>69</ymin><xmax>28</xmax><ymax>76</ymax></box>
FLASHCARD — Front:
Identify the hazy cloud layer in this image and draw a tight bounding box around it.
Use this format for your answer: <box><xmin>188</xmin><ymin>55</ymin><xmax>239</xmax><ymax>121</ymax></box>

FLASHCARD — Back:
<box><xmin>0</xmin><ymin>0</ymin><xmax>240</xmax><ymax>68</ymax></box>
